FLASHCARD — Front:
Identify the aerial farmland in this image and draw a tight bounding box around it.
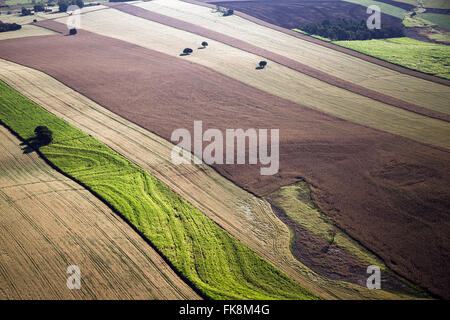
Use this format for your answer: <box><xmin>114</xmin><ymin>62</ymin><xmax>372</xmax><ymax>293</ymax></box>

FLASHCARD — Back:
<box><xmin>0</xmin><ymin>0</ymin><xmax>448</xmax><ymax>310</ymax></box>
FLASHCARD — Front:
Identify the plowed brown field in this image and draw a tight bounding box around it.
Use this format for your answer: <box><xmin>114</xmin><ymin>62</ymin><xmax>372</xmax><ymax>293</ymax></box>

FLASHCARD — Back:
<box><xmin>0</xmin><ymin>59</ymin><xmax>406</xmax><ymax>300</ymax></box>
<box><xmin>0</xmin><ymin>125</ymin><xmax>200</xmax><ymax>300</ymax></box>
<box><xmin>0</xmin><ymin>27</ymin><xmax>448</xmax><ymax>297</ymax></box>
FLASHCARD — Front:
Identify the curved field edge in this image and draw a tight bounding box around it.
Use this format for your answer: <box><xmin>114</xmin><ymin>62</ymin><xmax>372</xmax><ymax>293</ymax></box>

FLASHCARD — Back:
<box><xmin>0</xmin><ymin>61</ymin><xmax>415</xmax><ymax>300</ymax></box>
<box><xmin>266</xmin><ymin>182</ymin><xmax>429</xmax><ymax>297</ymax></box>
<box><xmin>0</xmin><ymin>81</ymin><xmax>318</xmax><ymax>300</ymax></box>
<box><xmin>0</xmin><ymin>126</ymin><xmax>200</xmax><ymax>300</ymax></box>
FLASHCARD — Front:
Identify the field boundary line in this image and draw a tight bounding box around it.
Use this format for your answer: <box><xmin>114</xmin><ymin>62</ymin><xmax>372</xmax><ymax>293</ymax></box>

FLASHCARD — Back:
<box><xmin>104</xmin><ymin>2</ymin><xmax>450</xmax><ymax>122</ymax></box>
<box><xmin>180</xmin><ymin>0</ymin><xmax>450</xmax><ymax>86</ymax></box>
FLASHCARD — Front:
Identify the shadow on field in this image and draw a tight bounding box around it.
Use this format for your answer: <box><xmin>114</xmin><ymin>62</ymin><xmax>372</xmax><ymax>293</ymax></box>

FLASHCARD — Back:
<box><xmin>20</xmin><ymin>136</ymin><xmax>50</xmax><ymax>154</ymax></box>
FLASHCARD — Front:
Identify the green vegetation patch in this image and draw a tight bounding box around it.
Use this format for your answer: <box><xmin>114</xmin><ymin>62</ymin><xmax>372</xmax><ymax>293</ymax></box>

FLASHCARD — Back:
<box><xmin>334</xmin><ymin>37</ymin><xmax>450</xmax><ymax>79</ymax></box>
<box><xmin>342</xmin><ymin>0</ymin><xmax>407</xmax><ymax>19</ymax></box>
<box><xmin>0</xmin><ymin>81</ymin><xmax>318</xmax><ymax>300</ymax></box>
<box><xmin>419</xmin><ymin>13</ymin><xmax>450</xmax><ymax>30</ymax></box>
<box><xmin>268</xmin><ymin>182</ymin><xmax>384</xmax><ymax>268</ymax></box>
<box><xmin>299</xmin><ymin>18</ymin><xmax>403</xmax><ymax>41</ymax></box>
<box><xmin>393</xmin><ymin>0</ymin><xmax>450</xmax><ymax>9</ymax></box>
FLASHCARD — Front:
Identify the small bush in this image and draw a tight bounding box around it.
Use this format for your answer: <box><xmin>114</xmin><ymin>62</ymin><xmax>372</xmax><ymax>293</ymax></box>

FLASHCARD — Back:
<box><xmin>201</xmin><ymin>41</ymin><xmax>208</xmax><ymax>48</ymax></box>
<box><xmin>182</xmin><ymin>48</ymin><xmax>193</xmax><ymax>55</ymax></box>
<box><xmin>259</xmin><ymin>60</ymin><xmax>267</xmax><ymax>68</ymax></box>
<box><xmin>69</xmin><ymin>28</ymin><xmax>77</xmax><ymax>35</ymax></box>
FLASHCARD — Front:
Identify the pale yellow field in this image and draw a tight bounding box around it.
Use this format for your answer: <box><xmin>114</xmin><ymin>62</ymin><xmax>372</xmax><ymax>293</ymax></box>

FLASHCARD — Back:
<box><xmin>134</xmin><ymin>0</ymin><xmax>450</xmax><ymax>115</ymax></box>
<box><xmin>0</xmin><ymin>24</ymin><xmax>56</xmax><ymax>40</ymax></box>
<box><xmin>0</xmin><ymin>59</ymin><xmax>409</xmax><ymax>300</ymax></box>
<box><xmin>52</xmin><ymin>7</ymin><xmax>450</xmax><ymax>149</ymax></box>
<box><xmin>0</xmin><ymin>125</ymin><xmax>200</xmax><ymax>300</ymax></box>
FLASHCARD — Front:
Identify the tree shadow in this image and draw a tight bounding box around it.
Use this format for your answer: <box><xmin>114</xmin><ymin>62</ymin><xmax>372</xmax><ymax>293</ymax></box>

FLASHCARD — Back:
<box><xmin>20</xmin><ymin>136</ymin><xmax>50</xmax><ymax>154</ymax></box>
<box><xmin>198</xmin><ymin>47</ymin><xmax>206</xmax><ymax>50</ymax></box>
<box><xmin>179</xmin><ymin>53</ymin><xmax>190</xmax><ymax>56</ymax></box>
<box><xmin>255</xmin><ymin>66</ymin><xmax>265</xmax><ymax>70</ymax></box>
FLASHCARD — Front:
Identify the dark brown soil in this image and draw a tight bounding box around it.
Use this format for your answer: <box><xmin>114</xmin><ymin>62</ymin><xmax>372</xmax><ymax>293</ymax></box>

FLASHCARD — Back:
<box><xmin>0</xmin><ymin>23</ymin><xmax>449</xmax><ymax>298</ymax></box>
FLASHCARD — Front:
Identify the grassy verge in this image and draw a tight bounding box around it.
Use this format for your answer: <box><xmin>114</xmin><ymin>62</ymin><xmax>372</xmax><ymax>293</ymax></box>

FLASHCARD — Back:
<box><xmin>334</xmin><ymin>37</ymin><xmax>450</xmax><ymax>79</ymax></box>
<box><xmin>0</xmin><ymin>80</ymin><xmax>318</xmax><ymax>300</ymax></box>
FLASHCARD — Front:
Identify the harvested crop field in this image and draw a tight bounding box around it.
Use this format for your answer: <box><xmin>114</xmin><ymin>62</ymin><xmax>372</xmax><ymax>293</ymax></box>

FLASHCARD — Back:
<box><xmin>49</xmin><ymin>7</ymin><xmax>450</xmax><ymax>149</ymax></box>
<box><xmin>189</xmin><ymin>0</ymin><xmax>450</xmax><ymax>84</ymax></box>
<box><xmin>0</xmin><ymin>59</ymin><xmax>407</xmax><ymax>300</ymax></box>
<box><xmin>107</xmin><ymin>2</ymin><xmax>449</xmax><ymax>122</ymax></box>
<box><xmin>141</xmin><ymin>0</ymin><xmax>450</xmax><ymax>106</ymax></box>
<box><xmin>0</xmin><ymin>125</ymin><xmax>199</xmax><ymax>300</ymax></box>
<box><xmin>0</xmin><ymin>26</ymin><xmax>449</xmax><ymax>297</ymax></box>
<box><xmin>211</xmin><ymin>0</ymin><xmax>405</xmax><ymax>30</ymax></box>
<box><xmin>0</xmin><ymin>80</ymin><xmax>321</xmax><ymax>300</ymax></box>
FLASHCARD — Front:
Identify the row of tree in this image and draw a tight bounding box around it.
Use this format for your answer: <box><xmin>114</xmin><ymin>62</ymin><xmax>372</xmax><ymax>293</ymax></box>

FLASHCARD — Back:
<box><xmin>301</xmin><ymin>18</ymin><xmax>404</xmax><ymax>41</ymax></box>
<box><xmin>0</xmin><ymin>21</ymin><xmax>21</xmax><ymax>32</ymax></box>
<box><xmin>58</xmin><ymin>0</ymin><xmax>84</xmax><ymax>12</ymax></box>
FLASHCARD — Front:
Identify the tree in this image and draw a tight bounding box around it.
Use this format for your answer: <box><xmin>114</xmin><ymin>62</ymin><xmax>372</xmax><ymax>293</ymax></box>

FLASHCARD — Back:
<box><xmin>69</xmin><ymin>28</ymin><xmax>77</xmax><ymax>35</ymax></box>
<box><xmin>182</xmin><ymin>48</ymin><xmax>193</xmax><ymax>55</ymax></box>
<box><xmin>58</xmin><ymin>0</ymin><xmax>69</xmax><ymax>12</ymax></box>
<box><xmin>34</xmin><ymin>126</ymin><xmax>53</xmax><ymax>146</ymax></box>
<box><xmin>258</xmin><ymin>60</ymin><xmax>267</xmax><ymax>69</ymax></box>
<box><xmin>201</xmin><ymin>41</ymin><xmax>208</xmax><ymax>48</ymax></box>
<box><xmin>34</xmin><ymin>3</ymin><xmax>46</xmax><ymax>12</ymax></box>
<box><xmin>75</xmin><ymin>0</ymin><xmax>84</xmax><ymax>9</ymax></box>
<box><xmin>21</xmin><ymin>7</ymin><xmax>32</xmax><ymax>16</ymax></box>
<box><xmin>0</xmin><ymin>22</ymin><xmax>21</xmax><ymax>33</ymax></box>
<box><xmin>223</xmin><ymin>9</ymin><xmax>234</xmax><ymax>16</ymax></box>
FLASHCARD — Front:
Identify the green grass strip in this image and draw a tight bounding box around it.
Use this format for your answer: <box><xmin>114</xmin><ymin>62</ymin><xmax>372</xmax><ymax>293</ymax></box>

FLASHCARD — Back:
<box><xmin>0</xmin><ymin>80</ymin><xmax>318</xmax><ymax>300</ymax></box>
<box><xmin>419</xmin><ymin>13</ymin><xmax>450</xmax><ymax>30</ymax></box>
<box><xmin>334</xmin><ymin>37</ymin><xmax>450</xmax><ymax>79</ymax></box>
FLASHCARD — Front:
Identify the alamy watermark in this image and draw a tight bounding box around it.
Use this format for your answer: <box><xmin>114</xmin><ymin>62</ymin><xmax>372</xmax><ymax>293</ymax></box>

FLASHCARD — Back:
<box><xmin>66</xmin><ymin>265</ymin><xmax>81</xmax><ymax>290</ymax></box>
<box><xmin>367</xmin><ymin>5</ymin><xmax>381</xmax><ymax>30</ymax></box>
<box><xmin>366</xmin><ymin>265</ymin><xmax>381</xmax><ymax>289</ymax></box>
<box><xmin>66</xmin><ymin>5</ymin><xmax>81</xmax><ymax>31</ymax></box>
<box><xmin>171</xmin><ymin>121</ymin><xmax>279</xmax><ymax>176</ymax></box>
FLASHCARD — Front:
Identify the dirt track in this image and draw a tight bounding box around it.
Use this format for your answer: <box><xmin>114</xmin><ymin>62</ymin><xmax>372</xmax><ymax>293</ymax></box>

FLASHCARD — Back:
<box><xmin>107</xmin><ymin>2</ymin><xmax>450</xmax><ymax>122</ymax></box>
<box><xmin>0</xmin><ymin>126</ymin><xmax>200</xmax><ymax>300</ymax></box>
<box><xmin>183</xmin><ymin>0</ymin><xmax>450</xmax><ymax>86</ymax></box>
<box><xmin>0</xmin><ymin>28</ymin><xmax>448</xmax><ymax>297</ymax></box>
